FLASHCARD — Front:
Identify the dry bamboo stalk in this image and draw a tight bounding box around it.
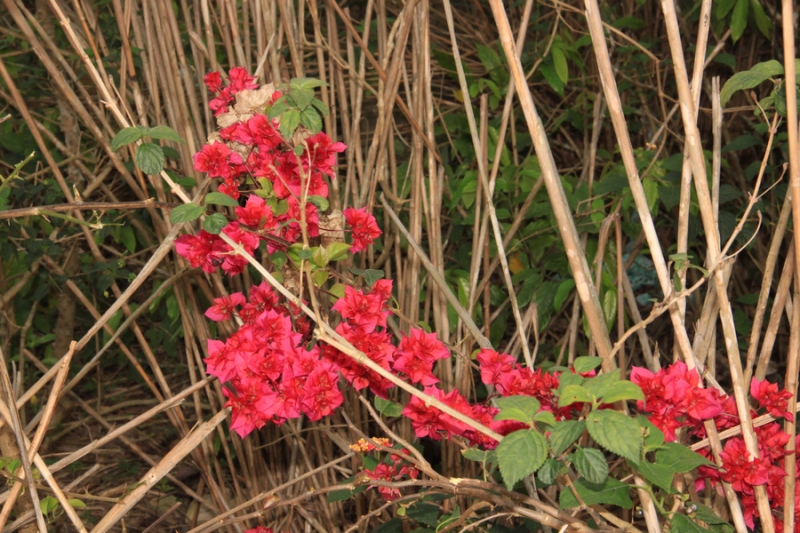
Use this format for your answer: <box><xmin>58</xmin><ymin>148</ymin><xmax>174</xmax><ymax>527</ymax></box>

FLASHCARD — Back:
<box><xmin>0</xmin><ymin>341</ymin><xmax>74</xmax><ymax>530</ymax></box>
<box><xmin>744</xmin><ymin>193</ymin><xmax>793</xmax><ymax>383</ymax></box>
<box><xmin>488</xmin><ymin>0</ymin><xmax>614</xmax><ymax>370</ymax></box>
<box><xmin>780</xmin><ymin>0</ymin><xmax>800</xmax><ymax>522</ymax></box>
<box><xmin>90</xmin><ymin>408</ymin><xmax>229</xmax><ymax>533</ymax></box>
<box><xmin>659</xmin><ymin>1</ymin><xmax>773</xmax><ymax>529</ymax></box>
<box><xmin>584</xmin><ymin>0</ymin><xmax>699</xmax><ymax>369</ymax></box>
<box><xmin>442</xmin><ymin>0</ymin><xmax>532</xmax><ymax>367</ymax></box>
<box><xmin>0</xmin><ymin>348</ymin><xmax>50</xmax><ymax>532</ymax></box>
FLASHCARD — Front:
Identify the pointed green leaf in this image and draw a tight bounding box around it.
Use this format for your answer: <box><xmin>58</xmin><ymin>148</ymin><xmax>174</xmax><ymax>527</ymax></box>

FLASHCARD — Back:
<box><xmin>583</xmin><ymin>369</ymin><xmax>620</xmax><ymax>399</ymax></box>
<box><xmin>554</xmin><ymin>279</ymin><xmax>575</xmax><ymax>312</ymax></box>
<box><xmin>374</xmin><ymin>396</ymin><xmax>403</xmax><ymax>417</ymax></box>
<box><xmin>720</xmin><ymin>60</ymin><xmax>784</xmax><ymax>107</ymax></box>
<box><xmin>533</xmin><ymin>410</ymin><xmax>556</xmax><ymax>427</ymax></box>
<box><xmin>205</xmin><ymin>191</ymin><xmax>239</xmax><ymax>207</ymax></box>
<box><xmin>633</xmin><ymin>459</ymin><xmax>677</xmax><ymax>492</ymax></box>
<box><xmin>300</xmin><ymin>107</ymin><xmax>323</xmax><ymax>133</ymax></box>
<box><xmin>670</xmin><ymin>514</ymin><xmax>712</xmax><ymax>533</ymax></box>
<box><xmin>572</xmin><ymin>356</ymin><xmax>602</xmax><ymax>374</ymax></box>
<box><xmin>327</xmin><ymin>241</ymin><xmax>351</xmax><ymax>261</ymax></box>
<box><xmin>496</xmin><ymin>430</ymin><xmax>548</xmax><ymax>489</ymax></box>
<box><xmin>585</xmin><ymin>409</ymin><xmax>642</xmax><ymax>463</ymax></box>
<box><xmin>559</xmin><ymin>477</ymin><xmax>632</xmax><ymax>509</ymax></box>
<box><xmin>537</xmin><ymin>458</ymin><xmax>561</xmax><ymax>485</ymax></box>
<box><xmin>146</xmin><ymin>125</ymin><xmax>183</xmax><ymax>143</ymax></box>
<box><xmin>293</xmin><ymin>88</ymin><xmax>315</xmax><ymax>110</ymax></box>
<box><xmin>558</xmin><ymin>384</ymin><xmax>593</xmax><ymax>408</ymax></box>
<box><xmin>203</xmin><ymin>212</ymin><xmax>228</xmax><ymax>234</ymax></box>
<box><xmin>600</xmin><ymin>380</ymin><xmax>644</xmax><ymax>404</ymax></box>
<box><xmin>655</xmin><ymin>443</ymin><xmax>714</xmax><ymax>473</ymax></box>
<box><xmin>730</xmin><ymin>0</ymin><xmax>749</xmax><ymax>43</ymax></box>
<box><xmin>548</xmin><ymin>420</ymin><xmax>585</xmax><ymax>456</ymax></box>
<box><xmin>495</xmin><ymin>395</ymin><xmax>541</xmax><ymax>424</ymax></box>
<box><xmin>279</xmin><ymin>108</ymin><xmax>301</xmax><ymax>138</ymax></box>
<box><xmin>637</xmin><ymin>416</ymin><xmax>665</xmax><ymax>450</ymax></box>
<box><xmin>311</xmin><ymin>98</ymin><xmax>329</xmax><ymax>116</ymax></box>
<box><xmin>551</xmin><ymin>45</ymin><xmax>568</xmax><ymax>84</ymax></box>
<box><xmin>135</xmin><ymin>142</ymin><xmax>164</xmax><ymax>175</ymax></box>
<box><xmin>111</xmin><ymin>126</ymin><xmax>146</xmax><ymax>151</ymax></box>
<box><xmin>573</xmin><ymin>447</ymin><xmax>608</xmax><ymax>484</ymax></box>
<box><xmin>170</xmin><ymin>203</ymin><xmax>205</xmax><ymax>224</ymax></box>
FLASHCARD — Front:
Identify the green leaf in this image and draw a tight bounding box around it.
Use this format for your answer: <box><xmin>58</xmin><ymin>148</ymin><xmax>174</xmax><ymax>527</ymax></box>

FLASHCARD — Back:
<box><xmin>494</xmin><ymin>395</ymin><xmax>541</xmax><ymax>424</ymax></box>
<box><xmin>293</xmin><ymin>88</ymin><xmax>315</xmax><ymax>110</ymax></box>
<box><xmin>290</xmin><ymin>77</ymin><xmax>326</xmax><ymax>90</ymax></box>
<box><xmin>548</xmin><ymin>420</ymin><xmax>585</xmax><ymax>456</ymax></box>
<box><xmin>749</xmin><ymin>0</ymin><xmax>771</xmax><ymax>37</ymax></box>
<box><xmin>110</xmin><ymin>126</ymin><xmax>146</xmax><ymax>151</ymax></box>
<box><xmin>268</xmin><ymin>97</ymin><xmax>291</xmax><ymax>119</ymax></box>
<box><xmin>146</xmin><ymin>125</ymin><xmax>183</xmax><ymax>143</ymax></box>
<box><xmin>558</xmin><ymin>384</ymin><xmax>593</xmax><ymax>408</ymax></box>
<box><xmin>730</xmin><ymin>0</ymin><xmax>748</xmax><ymax>43</ymax></box>
<box><xmin>572</xmin><ymin>356</ymin><xmax>602</xmax><ymax>374</ymax></box>
<box><xmin>553</xmin><ymin>279</ymin><xmax>575</xmax><ymax>312</ymax></box>
<box><xmin>633</xmin><ymin>459</ymin><xmax>677</xmax><ymax>492</ymax></box>
<box><xmin>551</xmin><ymin>45</ymin><xmax>568</xmax><ymax>84</ymax></box>
<box><xmin>279</xmin><ymin>109</ymin><xmax>301</xmax><ymax>139</ymax></box>
<box><xmin>540</xmin><ymin>61</ymin><xmax>564</xmax><ymax>97</ymax></box>
<box><xmin>693</xmin><ymin>503</ymin><xmax>729</xmax><ymax>525</ymax></box>
<box><xmin>300</xmin><ymin>107</ymin><xmax>323</xmax><ymax>133</ymax></box>
<box><xmin>720</xmin><ymin>60</ymin><xmax>784</xmax><ymax>107</ymax></box>
<box><xmin>637</xmin><ymin>416</ymin><xmax>665</xmax><ymax>450</ymax></box>
<box><xmin>559</xmin><ymin>477</ymin><xmax>632</xmax><ymax>509</ymax></box>
<box><xmin>120</xmin><ymin>225</ymin><xmax>136</xmax><ymax>254</ymax></box>
<box><xmin>407</xmin><ymin>502</ymin><xmax>439</xmax><ymax>527</ymax></box>
<box><xmin>312</xmin><ymin>269</ymin><xmax>329</xmax><ymax>287</ymax></box>
<box><xmin>537</xmin><ymin>458</ymin><xmax>561</xmax><ymax>485</ymax></box>
<box><xmin>308</xmin><ymin>195</ymin><xmax>329</xmax><ymax>210</ymax></box>
<box><xmin>349</xmin><ymin>268</ymin><xmax>385</xmax><ymax>288</ymax></box>
<box><xmin>558</xmin><ymin>371</ymin><xmax>584</xmax><ymax>391</ymax></box>
<box><xmin>656</xmin><ymin>443</ymin><xmax>714</xmax><ymax>473</ymax></box>
<box><xmin>40</xmin><ymin>495</ymin><xmax>59</xmax><ymax>515</ymax></box>
<box><xmin>533</xmin><ymin>410</ymin><xmax>556</xmax><ymax>427</ymax></box>
<box><xmin>371</xmin><ymin>518</ymin><xmax>403</xmax><ymax>533</ymax></box>
<box><xmin>203</xmin><ymin>213</ymin><xmax>228</xmax><ymax>234</ymax></box>
<box><xmin>671</xmin><ymin>514</ymin><xmax>712</xmax><ymax>533</ymax></box>
<box><xmin>462</xmin><ymin>447</ymin><xmax>496</xmax><ymax>465</ymax></box>
<box><xmin>585</xmin><ymin>409</ymin><xmax>642</xmax><ymax>463</ymax></box>
<box><xmin>643</xmin><ymin>177</ymin><xmax>659</xmax><ymax>212</ymax></box>
<box><xmin>573</xmin><ymin>447</ymin><xmax>608</xmax><ymax>484</ymax></box>
<box><xmin>582</xmin><ymin>369</ymin><xmax>620</xmax><ymax>399</ymax></box>
<box><xmin>205</xmin><ymin>191</ymin><xmax>239</xmax><ymax>207</ymax></box>
<box><xmin>135</xmin><ymin>142</ymin><xmax>164</xmax><ymax>175</ymax></box>
<box><xmin>374</xmin><ymin>396</ymin><xmax>403</xmax><ymax>417</ymax></box>
<box><xmin>496</xmin><ymin>430</ymin><xmax>548</xmax><ymax>489</ymax></box>
<box><xmin>170</xmin><ymin>203</ymin><xmax>205</xmax><ymax>224</ymax></box>
<box><xmin>312</xmin><ymin>246</ymin><xmax>330</xmax><ymax>268</ymax></box>
<box><xmin>311</xmin><ymin>98</ymin><xmax>329</xmax><ymax>116</ymax></box>
<box><xmin>329</xmin><ymin>283</ymin><xmax>346</xmax><ymax>299</ymax></box>
<box><xmin>68</xmin><ymin>498</ymin><xmax>87</xmax><ymax>509</ymax></box>
<box><xmin>327</xmin><ymin>242</ymin><xmax>351</xmax><ymax>261</ymax></box>
<box><xmin>600</xmin><ymin>381</ymin><xmax>644</xmax><ymax>404</ymax></box>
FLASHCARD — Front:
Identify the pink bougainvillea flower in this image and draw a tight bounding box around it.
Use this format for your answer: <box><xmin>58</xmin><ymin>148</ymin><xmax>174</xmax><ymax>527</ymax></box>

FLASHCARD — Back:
<box><xmin>751</xmin><ymin>378</ymin><xmax>793</xmax><ymax>421</ymax></box>
<box><xmin>205</xmin><ymin>292</ymin><xmax>247</xmax><ymax>321</ymax></box>
<box><xmin>343</xmin><ymin>207</ymin><xmax>381</xmax><ymax>252</ymax></box>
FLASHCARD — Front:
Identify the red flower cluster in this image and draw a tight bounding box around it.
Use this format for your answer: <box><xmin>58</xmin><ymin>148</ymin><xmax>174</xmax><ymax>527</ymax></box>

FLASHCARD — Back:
<box><xmin>361</xmin><ymin>447</ymin><xmax>419</xmax><ymax>501</ymax></box>
<box><xmin>343</xmin><ymin>207</ymin><xmax>381</xmax><ymax>252</ymax></box>
<box><xmin>204</xmin><ymin>282</ymin><xmax>342</xmax><ymax>435</ymax></box>
<box><xmin>630</xmin><ymin>362</ymin><xmax>724</xmax><ymax>442</ymax></box>
<box><xmin>205</xmin><ymin>67</ymin><xmax>259</xmax><ymax>116</ymax></box>
<box><xmin>634</xmin><ymin>362</ymin><xmax>799</xmax><ymax>531</ymax></box>
<box><xmin>177</xmin><ymin>69</ymin><xmax>376</xmax><ymax>275</ymax></box>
